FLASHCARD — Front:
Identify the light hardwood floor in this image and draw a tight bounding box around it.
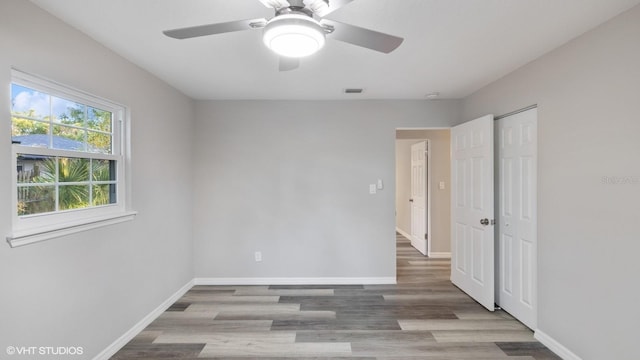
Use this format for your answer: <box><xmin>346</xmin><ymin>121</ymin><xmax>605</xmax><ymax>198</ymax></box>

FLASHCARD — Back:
<box><xmin>112</xmin><ymin>233</ymin><xmax>560</xmax><ymax>359</ymax></box>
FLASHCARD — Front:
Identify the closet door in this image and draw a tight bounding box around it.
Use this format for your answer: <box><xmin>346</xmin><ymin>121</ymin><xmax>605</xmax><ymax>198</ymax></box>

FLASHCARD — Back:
<box><xmin>496</xmin><ymin>108</ymin><xmax>537</xmax><ymax>329</ymax></box>
<box><xmin>451</xmin><ymin>115</ymin><xmax>495</xmax><ymax>311</ymax></box>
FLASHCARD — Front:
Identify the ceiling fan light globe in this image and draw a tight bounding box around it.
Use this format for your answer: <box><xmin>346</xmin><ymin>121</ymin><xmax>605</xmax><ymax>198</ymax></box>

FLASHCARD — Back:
<box><xmin>263</xmin><ymin>14</ymin><xmax>326</xmax><ymax>58</ymax></box>
<box><xmin>268</xmin><ymin>31</ymin><xmax>324</xmax><ymax>57</ymax></box>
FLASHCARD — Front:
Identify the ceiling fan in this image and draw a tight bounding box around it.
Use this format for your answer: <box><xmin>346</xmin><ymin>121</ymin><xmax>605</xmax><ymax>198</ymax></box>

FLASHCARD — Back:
<box><xmin>163</xmin><ymin>0</ymin><xmax>404</xmax><ymax>71</ymax></box>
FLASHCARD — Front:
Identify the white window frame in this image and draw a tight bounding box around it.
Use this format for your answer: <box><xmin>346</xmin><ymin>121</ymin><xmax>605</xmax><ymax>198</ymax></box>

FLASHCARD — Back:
<box><xmin>7</xmin><ymin>69</ymin><xmax>136</xmax><ymax>247</ymax></box>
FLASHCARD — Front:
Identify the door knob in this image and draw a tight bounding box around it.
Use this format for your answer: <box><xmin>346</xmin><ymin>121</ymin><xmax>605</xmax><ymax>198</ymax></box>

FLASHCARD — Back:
<box><xmin>480</xmin><ymin>218</ymin><xmax>489</xmax><ymax>226</ymax></box>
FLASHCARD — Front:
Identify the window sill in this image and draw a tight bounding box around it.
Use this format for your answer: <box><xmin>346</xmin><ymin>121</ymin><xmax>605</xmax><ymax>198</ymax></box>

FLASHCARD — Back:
<box><xmin>7</xmin><ymin>210</ymin><xmax>137</xmax><ymax>248</ymax></box>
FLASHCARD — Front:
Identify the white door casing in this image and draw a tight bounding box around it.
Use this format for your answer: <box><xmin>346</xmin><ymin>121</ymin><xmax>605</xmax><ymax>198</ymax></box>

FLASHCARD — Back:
<box><xmin>410</xmin><ymin>141</ymin><xmax>428</xmax><ymax>255</ymax></box>
<box><xmin>496</xmin><ymin>108</ymin><xmax>537</xmax><ymax>329</ymax></box>
<box><xmin>451</xmin><ymin>115</ymin><xmax>495</xmax><ymax>311</ymax></box>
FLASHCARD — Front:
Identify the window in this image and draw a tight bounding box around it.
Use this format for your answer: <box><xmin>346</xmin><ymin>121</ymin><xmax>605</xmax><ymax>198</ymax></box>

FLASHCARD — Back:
<box><xmin>8</xmin><ymin>70</ymin><xmax>135</xmax><ymax>247</ymax></box>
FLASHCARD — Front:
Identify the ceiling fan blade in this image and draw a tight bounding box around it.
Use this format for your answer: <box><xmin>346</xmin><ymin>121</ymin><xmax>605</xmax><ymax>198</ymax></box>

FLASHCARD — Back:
<box><xmin>163</xmin><ymin>18</ymin><xmax>267</xmax><ymax>39</ymax></box>
<box><xmin>321</xmin><ymin>19</ymin><xmax>403</xmax><ymax>53</ymax></box>
<box><xmin>279</xmin><ymin>57</ymin><xmax>300</xmax><ymax>71</ymax></box>
<box><xmin>257</xmin><ymin>0</ymin><xmax>291</xmax><ymax>9</ymax></box>
<box><xmin>305</xmin><ymin>0</ymin><xmax>354</xmax><ymax>17</ymax></box>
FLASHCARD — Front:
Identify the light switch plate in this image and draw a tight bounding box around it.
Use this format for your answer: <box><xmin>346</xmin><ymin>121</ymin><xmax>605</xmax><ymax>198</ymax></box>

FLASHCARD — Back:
<box><xmin>439</xmin><ymin>181</ymin><xmax>445</xmax><ymax>190</ymax></box>
<box><xmin>369</xmin><ymin>184</ymin><xmax>377</xmax><ymax>194</ymax></box>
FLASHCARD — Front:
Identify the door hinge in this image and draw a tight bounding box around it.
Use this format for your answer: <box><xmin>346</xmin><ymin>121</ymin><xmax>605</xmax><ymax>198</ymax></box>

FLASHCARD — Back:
<box><xmin>424</xmin><ymin>233</ymin><xmax>428</xmax><ymax>240</ymax></box>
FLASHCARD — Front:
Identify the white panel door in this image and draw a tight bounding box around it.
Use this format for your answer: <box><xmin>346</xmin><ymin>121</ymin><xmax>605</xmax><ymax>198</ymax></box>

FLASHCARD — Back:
<box><xmin>410</xmin><ymin>141</ymin><xmax>427</xmax><ymax>255</ymax></box>
<box><xmin>451</xmin><ymin>115</ymin><xmax>495</xmax><ymax>311</ymax></box>
<box><xmin>496</xmin><ymin>109</ymin><xmax>537</xmax><ymax>329</ymax></box>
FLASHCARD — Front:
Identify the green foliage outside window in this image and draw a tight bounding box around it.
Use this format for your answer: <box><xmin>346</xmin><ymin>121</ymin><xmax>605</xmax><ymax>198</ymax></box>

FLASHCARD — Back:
<box><xmin>17</xmin><ymin>157</ymin><xmax>114</xmax><ymax>216</ymax></box>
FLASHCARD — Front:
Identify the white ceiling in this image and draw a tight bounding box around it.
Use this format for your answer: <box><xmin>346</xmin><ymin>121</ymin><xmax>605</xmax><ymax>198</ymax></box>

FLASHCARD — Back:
<box><xmin>30</xmin><ymin>0</ymin><xmax>640</xmax><ymax>100</ymax></box>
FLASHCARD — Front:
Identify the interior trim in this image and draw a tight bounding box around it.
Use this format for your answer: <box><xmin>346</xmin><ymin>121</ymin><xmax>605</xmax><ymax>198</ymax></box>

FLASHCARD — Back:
<box><xmin>535</xmin><ymin>329</ymin><xmax>582</xmax><ymax>360</ymax></box>
<box><xmin>427</xmin><ymin>252</ymin><xmax>451</xmax><ymax>259</ymax></box>
<box><xmin>7</xmin><ymin>211</ymin><xmax>137</xmax><ymax>248</ymax></box>
<box><xmin>194</xmin><ymin>277</ymin><xmax>397</xmax><ymax>285</ymax></box>
<box><xmin>92</xmin><ymin>279</ymin><xmax>194</xmax><ymax>360</ymax></box>
<box><xmin>494</xmin><ymin>104</ymin><xmax>538</xmax><ymax>120</ymax></box>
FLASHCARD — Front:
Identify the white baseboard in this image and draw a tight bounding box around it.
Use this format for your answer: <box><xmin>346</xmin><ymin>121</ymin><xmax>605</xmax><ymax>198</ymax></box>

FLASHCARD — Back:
<box><xmin>397</xmin><ymin>228</ymin><xmax>446</xmax><ymax>258</ymax></box>
<box><xmin>428</xmin><ymin>252</ymin><xmax>451</xmax><ymax>259</ymax></box>
<box><xmin>395</xmin><ymin>227</ymin><xmax>412</xmax><ymax>240</ymax></box>
<box><xmin>194</xmin><ymin>277</ymin><xmax>397</xmax><ymax>285</ymax></box>
<box><xmin>534</xmin><ymin>329</ymin><xmax>582</xmax><ymax>360</ymax></box>
<box><xmin>93</xmin><ymin>279</ymin><xmax>194</xmax><ymax>360</ymax></box>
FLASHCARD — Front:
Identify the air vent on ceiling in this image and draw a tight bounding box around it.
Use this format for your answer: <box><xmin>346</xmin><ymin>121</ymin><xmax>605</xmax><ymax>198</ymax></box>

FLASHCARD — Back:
<box><xmin>344</xmin><ymin>88</ymin><xmax>364</xmax><ymax>94</ymax></box>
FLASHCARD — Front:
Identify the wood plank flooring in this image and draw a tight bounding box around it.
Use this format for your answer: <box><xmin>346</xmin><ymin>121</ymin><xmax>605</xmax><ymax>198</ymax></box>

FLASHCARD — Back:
<box><xmin>112</xmin><ymin>234</ymin><xmax>560</xmax><ymax>359</ymax></box>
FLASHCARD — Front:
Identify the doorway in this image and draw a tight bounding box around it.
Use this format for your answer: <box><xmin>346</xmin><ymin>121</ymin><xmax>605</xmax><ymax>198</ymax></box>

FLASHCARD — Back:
<box><xmin>395</xmin><ymin>129</ymin><xmax>451</xmax><ymax>258</ymax></box>
<box><xmin>409</xmin><ymin>140</ymin><xmax>429</xmax><ymax>255</ymax></box>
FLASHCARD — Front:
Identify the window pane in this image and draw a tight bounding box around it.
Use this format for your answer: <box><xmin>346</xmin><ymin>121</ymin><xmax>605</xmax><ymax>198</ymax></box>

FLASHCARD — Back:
<box><xmin>88</xmin><ymin>107</ymin><xmax>112</xmax><ymax>132</ymax></box>
<box><xmin>92</xmin><ymin>184</ymin><xmax>116</xmax><ymax>206</ymax></box>
<box><xmin>58</xmin><ymin>185</ymin><xmax>89</xmax><ymax>210</ymax></box>
<box><xmin>11</xmin><ymin>83</ymin><xmax>50</xmax><ymax>120</ymax></box>
<box><xmin>92</xmin><ymin>159</ymin><xmax>115</xmax><ymax>181</ymax></box>
<box><xmin>52</xmin><ymin>124</ymin><xmax>86</xmax><ymax>151</ymax></box>
<box><xmin>12</xmin><ymin>119</ymin><xmax>49</xmax><ymax>138</ymax></box>
<box><xmin>17</xmin><ymin>154</ymin><xmax>55</xmax><ymax>184</ymax></box>
<box><xmin>87</xmin><ymin>131</ymin><xmax>112</xmax><ymax>154</ymax></box>
<box><xmin>58</xmin><ymin>157</ymin><xmax>89</xmax><ymax>183</ymax></box>
<box><xmin>52</xmin><ymin>96</ymin><xmax>85</xmax><ymax>125</ymax></box>
<box><xmin>18</xmin><ymin>185</ymin><xmax>55</xmax><ymax>215</ymax></box>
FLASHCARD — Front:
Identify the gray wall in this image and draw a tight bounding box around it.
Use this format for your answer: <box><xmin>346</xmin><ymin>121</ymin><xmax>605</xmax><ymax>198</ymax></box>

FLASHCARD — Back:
<box><xmin>0</xmin><ymin>1</ymin><xmax>194</xmax><ymax>358</ymax></box>
<box><xmin>463</xmin><ymin>5</ymin><xmax>640</xmax><ymax>360</ymax></box>
<box><xmin>395</xmin><ymin>130</ymin><xmax>451</xmax><ymax>253</ymax></box>
<box><xmin>193</xmin><ymin>101</ymin><xmax>460</xmax><ymax>279</ymax></box>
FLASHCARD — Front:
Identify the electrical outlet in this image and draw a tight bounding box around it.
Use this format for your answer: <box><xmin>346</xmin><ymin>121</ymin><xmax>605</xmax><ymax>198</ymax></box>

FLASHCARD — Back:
<box><xmin>254</xmin><ymin>251</ymin><xmax>262</xmax><ymax>262</ymax></box>
<box><xmin>369</xmin><ymin>184</ymin><xmax>377</xmax><ymax>194</ymax></box>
